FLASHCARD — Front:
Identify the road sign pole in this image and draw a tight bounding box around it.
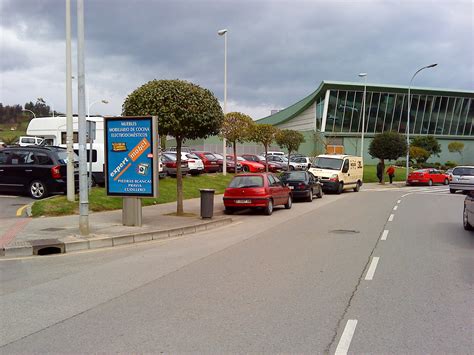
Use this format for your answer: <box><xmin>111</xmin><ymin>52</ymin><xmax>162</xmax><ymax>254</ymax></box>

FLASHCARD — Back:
<box><xmin>122</xmin><ymin>197</ymin><xmax>142</xmax><ymax>226</ymax></box>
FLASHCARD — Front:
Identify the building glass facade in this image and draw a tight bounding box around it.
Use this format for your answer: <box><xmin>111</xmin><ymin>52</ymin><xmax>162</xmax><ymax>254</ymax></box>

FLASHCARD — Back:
<box><xmin>323</xmin><ymin>89</ymin><xmax>473</xmax><ymax>136</ymax></box>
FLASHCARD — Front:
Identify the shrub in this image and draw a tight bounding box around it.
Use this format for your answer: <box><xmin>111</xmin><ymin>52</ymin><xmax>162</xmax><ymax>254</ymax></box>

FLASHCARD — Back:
<box><xmin>445</xmin><ymin>161</ymin><xmax>457</xmax><ymax>168</ymax></box>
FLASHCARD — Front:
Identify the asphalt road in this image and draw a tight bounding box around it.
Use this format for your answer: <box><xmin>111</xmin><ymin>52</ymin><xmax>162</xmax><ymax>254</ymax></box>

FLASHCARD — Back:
<box><xmin>0</xmin><ymin>186</ymin><xmax>472</xmax><ymax>353</ymax></box>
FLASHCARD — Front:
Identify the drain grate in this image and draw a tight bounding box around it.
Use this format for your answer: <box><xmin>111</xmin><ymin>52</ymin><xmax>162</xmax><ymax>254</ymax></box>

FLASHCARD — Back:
<box><xmin>330</xmin><ymin>229</ymin><xmax>360</xmax><ymax>234</ymax></box>
<box><xmin>40</xmin><ymin>227</ymin><xmax>66</xmax><ymax>232</ymax></box>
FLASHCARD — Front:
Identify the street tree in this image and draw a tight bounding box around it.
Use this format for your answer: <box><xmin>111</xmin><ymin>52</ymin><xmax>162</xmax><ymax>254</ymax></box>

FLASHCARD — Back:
<box><xmin>275</xmin><ymin>129</ymin><xmax>305</xmax><ymax>170</ymax></box>
<box><xmin>409</xmin><ymin>146</ymin><xmax>430</xmax><ymax>165</ymax></box>
<box><xmin>448</xmin><ymin>141</ymin><xmax>464</xmax><ymax>161</ymax></box>
<box><xmin>123</xmin><ymin>79</ymin><xmax>224</xmax><ymax>215</ymax></box>
<box><xmin>220</xmin><ymin>112</ymin><xmax>254</xmax><ymax>168</ymax></box>
<box><xmin>250</xmin><ymin>124</ymin><xmax>278</xmax><ymax>172</ymax></box>
<box><xmin>411</xmin><ymin>136</ymin><xmax>441</xmax><ymax>162</ymax></box>
<box><xmin>369</xmin><ymin>131</ymin><xmax>407</xmax><ymax>182</ymax></box>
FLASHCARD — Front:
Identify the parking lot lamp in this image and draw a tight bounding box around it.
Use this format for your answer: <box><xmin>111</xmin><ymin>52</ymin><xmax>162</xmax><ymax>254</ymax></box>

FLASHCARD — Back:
<box><xmin>406</xmin><ymin>64</ymin><xmax>437</xmax><ymax>180</ymax></box>
<box><xmin>358</xmin><ymin>73</ymin><xmax>367</xmax><ymax>159</ymax></box>
<box><xmin>218</xmin><ymin>28</ymin><xmax>228</xmax><ymax>175</ymax></box>
<box><xmin>22</xmin><ymin>109</ymin><xmax>36</xmax><ymax>119</ymax></box>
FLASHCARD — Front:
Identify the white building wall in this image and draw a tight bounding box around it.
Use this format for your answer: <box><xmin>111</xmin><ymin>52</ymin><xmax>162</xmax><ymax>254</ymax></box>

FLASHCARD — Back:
<box><xmin>277</xmin><ymin>103</ymin><xmax>315</xmax><ymax>131</ymax></box>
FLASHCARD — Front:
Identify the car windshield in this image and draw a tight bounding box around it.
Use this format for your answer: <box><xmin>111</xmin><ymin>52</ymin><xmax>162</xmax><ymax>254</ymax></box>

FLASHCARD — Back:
<box><xmin>452</xmin><ymin>167</ymin><xmax>474</xmax><ymax>176</ymax></box>
<box><xmin>281</xmin><ymin>171</ymin><xmax>306</xmax><ymax>181</ymax></box>
<box><xmin>213</xmin><ymin>153</ymin><xmax>223</xmax><ymax>159</ymax></box>
<box><xmin>312</xmin><ymin>157</ymin><xmax>343</xmax><ymax>170</ymax></box>
<box><xmin>57</xmin><ymin>150</ymin><xmax>79</xmax><ymax>164</ymax></box>
<box><xmin>228</xmin><ymin>175</ymin><xmax>264</xmax><ymax>188</ymax></box>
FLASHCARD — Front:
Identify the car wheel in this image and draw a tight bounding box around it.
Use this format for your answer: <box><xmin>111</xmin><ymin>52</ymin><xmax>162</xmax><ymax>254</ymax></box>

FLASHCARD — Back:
<box><xmin>264</xmin><ymin>199</ymin><xmax>273</xmax><ymax>215</ymax></box>
<box><xmin>428</xmin><ymin>179</ymin><xmax>433</xmax><ymax>186</ymax></box>
<box><xmin>316</xmin><ymin>186</ymin><xmax>323</xmax><ymax>198</ymax></box>
<box><xmin>463</xmin><ymin>206</ymin><xmax>473</xmax><ymax>231</ymax></box>
<box><xmin>336</xmin><ymin>182</ymin><xmax>344</xmax><ymax>194</ymax></box>
<box><xmin>353</xmin><ymin>181</ymin><xmax>361</xmax><ymax>192</ymax></box>
<box><xmin>307</xmin><ymin>189</ymin><xmax>313</xmax><ymax>202</ymax></box>
<box><xmin>285</xmin><ymin>195</ymin><xmax>292</xmax><ymax>209</ymax></box>
<box><xmin>242</xmin><ymin>165</ymin><xmax>250</xmax><ymax>172</ymax></box>
<box><xmin>450</xmin><ymin>188</ymin><xmax>456</xmax><ymax>194</ymax></box>
<box><xmin>29</xmin><ymin>180</ymin><xmax>48</xmax><ymax>199</ymax></box>
<box><xmin>289</xmin><ymin>165</ymin><xmax>295</xmax><ymax>171</ymax></box>
<box><xmin>444</xmin><ymin>178</ymin><xmax>449</xmax><ymax>185</ymax></box>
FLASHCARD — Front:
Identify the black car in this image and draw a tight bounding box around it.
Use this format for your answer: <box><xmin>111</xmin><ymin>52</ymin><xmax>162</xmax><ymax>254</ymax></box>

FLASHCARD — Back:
<box><xmin>280</xmin><ymin>171</ymin><xmax>323</xmax><ymax>202</ymax></box>
<box><xmin>0</xmin><ymin>146</ymin><xmax>79</xmax><ymax>199</ymax></box>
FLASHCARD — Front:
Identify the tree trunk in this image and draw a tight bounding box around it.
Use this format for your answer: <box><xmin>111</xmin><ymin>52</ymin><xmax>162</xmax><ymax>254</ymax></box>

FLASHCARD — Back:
<box><xmin>287</xmin><ymin>150</ymin><xmax>291</xmax><ymax>171</ymax></box>
<box><xmin>381</xmin><ymin>159</ymin><xmax>385</xmax><ymax>185</ymax></box>
<box><xmin>264</xmin><ymin>145</ymin><xmax>269</xmax><ymax>173</ymax></box>
<box><xmin>176</xmin><ymin>137</ymin><xmax>184</xmax><ymax>215</ymax></box>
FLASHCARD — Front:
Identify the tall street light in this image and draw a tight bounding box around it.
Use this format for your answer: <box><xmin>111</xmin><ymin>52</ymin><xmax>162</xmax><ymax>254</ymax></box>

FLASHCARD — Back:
<box><xmin>87</xmin><ymin>99</ymin><xmax>108</xmax><ymax>188</ymax></box>
<box><xmin>22</xmin><ymin>109</ymin><xmax>36</xmax><ymax>119</ymax></box>
<box><xmin>218</xmin><ymin>28</ymin><xmax>228</xmax><ymax>176</ymax></box>
<box><xmin>358</xmin><ymin>73</ymin><xmax>367</xmax><ymax>159</ymax></box>
<box><xmin>406</xmin><ymin>63</ymin><xmax>438</xmax><ymax>180</ymax></box>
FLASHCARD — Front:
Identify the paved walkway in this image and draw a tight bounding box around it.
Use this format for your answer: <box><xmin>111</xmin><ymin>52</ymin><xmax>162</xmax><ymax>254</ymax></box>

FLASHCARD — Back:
<box><xmin>0</xmin><ymin>182</ymin><xmax>408</xmax><ymax>258</ymax></box>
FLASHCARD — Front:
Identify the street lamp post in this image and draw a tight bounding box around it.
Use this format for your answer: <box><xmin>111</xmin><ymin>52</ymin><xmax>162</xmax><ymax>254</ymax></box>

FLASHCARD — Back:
<box><xmin>358</xmin><ymin>73</ymin><xmax>367</xmax><ymax>159</ymax></box>
<box><xmin>87</xmin><ymin>99</ymin><xmax>108</xmax><ymax>188</ymax></box>
<box><xmin>22</xmin><ymin>109</ymin><xmax>36</xmax><ymax>119</ymax></box>
<box><xmin>218</xmin><ymin>28</ymin><xmax>228</xmax><ymax>176</ymax></box>
<box><xmin>406</xmin><ymin>64</ymin><xmax>438</xmax><ymax>180</ymax></box>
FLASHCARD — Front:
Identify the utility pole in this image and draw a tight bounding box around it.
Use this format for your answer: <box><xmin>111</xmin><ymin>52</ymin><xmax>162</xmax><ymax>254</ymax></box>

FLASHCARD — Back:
<box><xmin>65</xmin><ymin>0</ymin><xmax>74</xmax><ymax>201</ymax></box>
<box><xmin>77</xmin><ymin>0</ymin><xmax>89</xmax><ymax>235</ymax></box>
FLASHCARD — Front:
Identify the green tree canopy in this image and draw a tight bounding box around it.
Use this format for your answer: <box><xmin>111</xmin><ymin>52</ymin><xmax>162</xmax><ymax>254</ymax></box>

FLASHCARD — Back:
<box><xmin>249</xmin><ymin>124</ymin><xmax>279</xmax><ymax>172</ymax></box>
<box><xmin>220</xmin><ymin>112</ymin><xmax>254</xmax><ymax>165</ymax></box>
<box><xmin>448</xmin><ymin>141</ymin><xmax>464</xmax><ymax>159</ymax></box>
<box><xmin>409</xmin><ymin>146</ymin><xmax>430</xmax><ymax>165</ymax></box>
<box><xmin>411</xmin><ymin>136</ymin><xmax>441</xmax><ymax>160</ymax></box>
<box><xmin>122</xmin><ymin>79</ymin><xmax>224</xmax><ymax>215</ymax></box>
<box><xmin>275</xmin><ymin>129</ymin><xmax>305</xmax><ymax>170</ymax></box>
<box><xmin>369</xmin><ymin>131</ymin><xmax>407</xmax><ymax>182</ymax></box>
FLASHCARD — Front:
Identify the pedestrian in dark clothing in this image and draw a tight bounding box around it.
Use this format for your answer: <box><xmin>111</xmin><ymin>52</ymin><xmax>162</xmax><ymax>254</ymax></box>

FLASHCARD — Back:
<box><xmin>386</xmin><ymin>165</ymin><xmax>395</xmax><ymax>184</ymax></box>
<box><xmin>376</xmin><ymin>161</ymin><xmax>383</xmax><ymax>183</ymax></box>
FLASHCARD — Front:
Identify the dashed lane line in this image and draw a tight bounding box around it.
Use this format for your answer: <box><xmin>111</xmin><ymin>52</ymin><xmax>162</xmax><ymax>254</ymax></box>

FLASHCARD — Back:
<box><xmin>335</xmin><ymin>319</ymin><xmax>358</xmax><ymax>355</ymax></box>
<box><xmin>364</xmin><ymin>257</ymin><xmax>380</xmax><ymax>280</ymax></box>
<box><xmin>393</xmin><ymin>205</ymin><xmax>398</xmax><ymax>211</ymax></box>
<box><xmin>381</xmin><ymin>230</ymin><xmax>389</xmax><ymax>241</ymax></box>
<box><xmin>388</xmin><ymin>214</ymin><xmax>394</xmax><ymax>222</ymax></box>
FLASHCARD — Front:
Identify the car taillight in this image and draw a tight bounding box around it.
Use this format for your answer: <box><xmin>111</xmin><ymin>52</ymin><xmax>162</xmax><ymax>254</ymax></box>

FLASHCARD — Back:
<box><xmin>329</xmin><ymin>174</ymin><xmax>339</xmax><ymax>182</ymax></box>
<box><xmin>166</xmin><ymin>162</ymin><xmax>176</xmax><ymax>168</ymax></box>
<box><xmin>51</xmin><ymin>165</ymin><xmax>61</xmax><ymax>179</ymax></box>
<box><xmin>187</xmin><ymin>160</ymin><xmax>195</xmax><ymax>163</ymax></box>
<box><xmin>297</xmin><ymin>182</ymin><xmax>306</xmax><ymax>190</ymax></box>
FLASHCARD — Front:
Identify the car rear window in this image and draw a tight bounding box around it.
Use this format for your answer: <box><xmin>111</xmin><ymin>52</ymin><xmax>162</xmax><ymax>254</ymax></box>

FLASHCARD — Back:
<box><xmin>57</xmin><ymin>150</ymin><xmax>79</xmax><ymax>164</ymax></box>
<box><xmin>281</xmin><ymin>171</ymin><xmax>306</xmax><ymax>181</ymax></box>
<box><xmin>228</xmin><ymin>175</ymin><xmax>264</xmax><ymax>188</ymax></box>
<box><xmin>204</xmin><ymin>153</ymin><xmax>217</xmax><ymax>160</ymax></box>
<box><xmin>452</xmin><ymin>167</ymin><xmax>474</xmax><ymax>176</ymax></box>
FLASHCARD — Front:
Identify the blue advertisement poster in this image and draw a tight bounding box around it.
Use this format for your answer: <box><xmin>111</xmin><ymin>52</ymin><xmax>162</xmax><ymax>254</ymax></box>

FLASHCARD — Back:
<box><xmin>105</xmin><ymin>117</ymin><xmax>157</xmax><ymax>197</ymax></box>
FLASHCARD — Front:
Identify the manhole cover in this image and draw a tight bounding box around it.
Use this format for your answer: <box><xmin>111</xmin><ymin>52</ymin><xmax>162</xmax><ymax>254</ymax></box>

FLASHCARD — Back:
<box><xmin>40</xmin><ymin>227</ymin><xmax>66</xmax><ymax>232</ymax></box>
<box><xmin>330</xmin><ymin>229</ymin><xmax>360</xmax><ymax>234</ymax></box>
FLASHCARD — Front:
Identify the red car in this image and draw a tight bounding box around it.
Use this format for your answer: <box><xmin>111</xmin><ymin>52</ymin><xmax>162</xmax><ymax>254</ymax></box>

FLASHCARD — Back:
<box><xmin>223</xmin><ymin>172</ymin><xmax>292</xmax><ymax>215</ymax></box>
<box><xmin>229</xmin><ymin>156</ymin><xmax>265</xmax><ymax>173</ymax></box>
<box><xmin>240</xmin><ymin>154</ymin><xmax>285</xmax><ymax>172</ymax></box>
<box><xmin>406</xmin><ymin>168</ymin><xmax>450</xmax><ymax>186</ymax></box>
<box><xmin>193</xmin><ymin>151</ymin><xmax>221</xmax><ymax>173</ymax></box>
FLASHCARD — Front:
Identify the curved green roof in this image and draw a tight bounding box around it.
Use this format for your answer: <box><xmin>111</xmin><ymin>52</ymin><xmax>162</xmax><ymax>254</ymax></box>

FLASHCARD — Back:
<box><xmin>256</xmin><ymin>80</ymin><xmax>474</xmax><ymax>126</ymax></box>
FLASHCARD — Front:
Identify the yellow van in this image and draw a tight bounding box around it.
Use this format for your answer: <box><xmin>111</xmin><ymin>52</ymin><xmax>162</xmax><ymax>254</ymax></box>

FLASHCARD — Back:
<box><xmin>309</xmin><ymin>154</ymin><xmax>363</xmax><ymax>194</ymax></box>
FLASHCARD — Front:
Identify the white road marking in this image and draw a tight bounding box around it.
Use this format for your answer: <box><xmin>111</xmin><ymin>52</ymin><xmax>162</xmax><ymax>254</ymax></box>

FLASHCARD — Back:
<box><xmin>365</xmin><ymin>257</ymin><xmax>380</xmax><ymax>280</ymax></box>
<box><xmin>381</xmin><ymin>230</ymin><xmax>389</xmax><ymax>240</ymax></box>
<box><xmin>335</xmin><ymin>319</ymin><xmax>358</xmax><ymax>355</ymax></box>
<box><xmin>0</xmin><ymin>195</ymin><xmax>17</xmax><ymax>199</ymax></box>
<box><xmin>393</xmin><ymin>205</ymin><xmax>398</xmax><ymax>211</ymax></box>
<box><xmin>397</xmin><ymin>200</ymin><xmax>401</xmax><ymax>203</ymax></box>
<box><xmin>388</xmin><ymin>214</ymin><xmax>394</xmax><ymax>221</ymax></box>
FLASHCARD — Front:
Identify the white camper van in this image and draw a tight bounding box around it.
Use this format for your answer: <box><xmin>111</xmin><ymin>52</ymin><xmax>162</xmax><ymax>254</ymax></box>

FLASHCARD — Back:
<box><xmin>26</xmin><ymin>116</ymin><xmax>105</xmax><ymax>185</ymax></box>
<box><xmin>309</xmin><ymin>154</ymin><xmax>363</xmax><ymax>194</ymax></box>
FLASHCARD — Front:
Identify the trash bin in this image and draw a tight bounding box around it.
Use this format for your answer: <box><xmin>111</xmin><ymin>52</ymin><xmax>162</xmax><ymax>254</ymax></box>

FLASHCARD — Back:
<box><xmin>200</xmin><ymin>189</ymin><xmax>215</xmax><ymax>219</ymax></box>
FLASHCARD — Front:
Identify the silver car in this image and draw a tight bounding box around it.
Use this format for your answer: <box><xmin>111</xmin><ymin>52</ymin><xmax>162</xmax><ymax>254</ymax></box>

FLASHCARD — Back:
<box><xmin>449</xmin><ymin>166</ymin><xmax>474</xmax><ymax>194</ymax></box>
<box><xmin>464</xmin><ymin>190</ymin><xmax>474</xmax><ymax>231</ymax></box>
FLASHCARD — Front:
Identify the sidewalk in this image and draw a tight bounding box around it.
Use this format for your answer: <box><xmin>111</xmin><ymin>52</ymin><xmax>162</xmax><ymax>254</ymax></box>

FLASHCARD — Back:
<box><xmin>0</xmin><ymin>182</ymin><xmax>409</xmax><ymax>258</ymax></box>
<box><xmin>1</xmin><ymin>194</ymin><xmax>232</xmax><ymax>258</ymax></box>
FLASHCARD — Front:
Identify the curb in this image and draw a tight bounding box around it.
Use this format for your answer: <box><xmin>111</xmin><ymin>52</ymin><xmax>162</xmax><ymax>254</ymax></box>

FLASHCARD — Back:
<box><xmin>1</xmin><ymin>217</ymin><xmax>233</xmax><ymax>258</ymax></box>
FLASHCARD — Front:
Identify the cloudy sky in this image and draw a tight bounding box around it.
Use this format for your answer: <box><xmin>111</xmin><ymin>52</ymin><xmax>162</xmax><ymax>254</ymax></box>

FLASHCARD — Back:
<box><xmin>1</xmin><ymin>0</ymin><xmax>472</xmax><ymax>119</ymax></box>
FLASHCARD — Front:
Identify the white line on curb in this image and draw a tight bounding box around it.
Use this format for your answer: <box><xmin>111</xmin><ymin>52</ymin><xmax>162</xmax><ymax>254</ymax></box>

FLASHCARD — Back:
<box><xmin>381</xmin><ymin>230</ymin><xmax>389</xmax><ymax>240</ymax></box>
<box><xmin>365</xmin><ymin>257</ymin><xmax>380</xmax><ymax>280</ymax></box>
<box><xmin>393</xmin><ymin>205</ymin><xmax>398</xmax><ymax>211</ymax></box>
<box><xmin>388</xmin><ymin>214</ymin><xmax>394</xmax><ymax>221</ymax></box>
<box><xmin>335</xmin><ymin>319</ymin><xmax>358</xmax><ymax>355</ymax></box>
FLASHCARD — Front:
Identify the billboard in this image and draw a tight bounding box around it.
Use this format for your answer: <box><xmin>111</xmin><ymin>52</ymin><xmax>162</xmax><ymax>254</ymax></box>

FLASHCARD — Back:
<box><xmin>104</xmin><ymin>116</ymin><xmax>158</xmax><ymax>197</ymax></box>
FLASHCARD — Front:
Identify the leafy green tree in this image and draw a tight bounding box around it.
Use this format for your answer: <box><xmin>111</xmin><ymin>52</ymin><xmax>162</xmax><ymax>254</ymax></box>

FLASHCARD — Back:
<box><xmin>275</xmin><ymin>129</ymin><xmax>305</xmax><ymax>170</ymax></box>
<box><xmin>369</xmin><ymin>131</ymin><xmax>407</xmax><ymax>181</ymax></box>
<box><xmin>448</xmin><ymin>141</ymin><xmax>464</xmax><ymax>161</ymax></box>
<box><xmin>411</xmin><ymin>136</ymin><xmax>441</xmax><ymax>162</ymax></box>
<box><xmin>220</xmin><ymin>112</ymin><xmax>254</xmax><ymax>168</ymax></box>
<box><xmin>409</xmin><ymin>146</ymin><xmax>430</xmax><ymax>165</ymax></box>
<box><xmin>123</xmin><ymin>79</ymin><xmax>224</xmax><ymax>215</ymax></box>
<box><xmin>249</xmin><ymin>124</ymin><xmax>278</xmax><ymax>172</ymax></box>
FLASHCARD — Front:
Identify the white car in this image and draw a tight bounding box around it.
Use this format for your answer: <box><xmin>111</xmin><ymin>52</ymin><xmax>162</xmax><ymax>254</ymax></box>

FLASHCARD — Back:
<box><xmin>267</xmin><ymin>155</ymin><xmax>306</xmax><ymax>170</ymax></box>
<box><xmin>450</xmin><ymin>166</ymin><xmax>474</xmax><ymax>193</ymax></box>
<box><xmin>183</xmin><ymin>153</ymin><xmax>204</xmax><ymax>176</ymax></box>
<box><xmin>291</xmin><ymin>156</ymin><xmax>312</xmax><ymax>170</ymax></box>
